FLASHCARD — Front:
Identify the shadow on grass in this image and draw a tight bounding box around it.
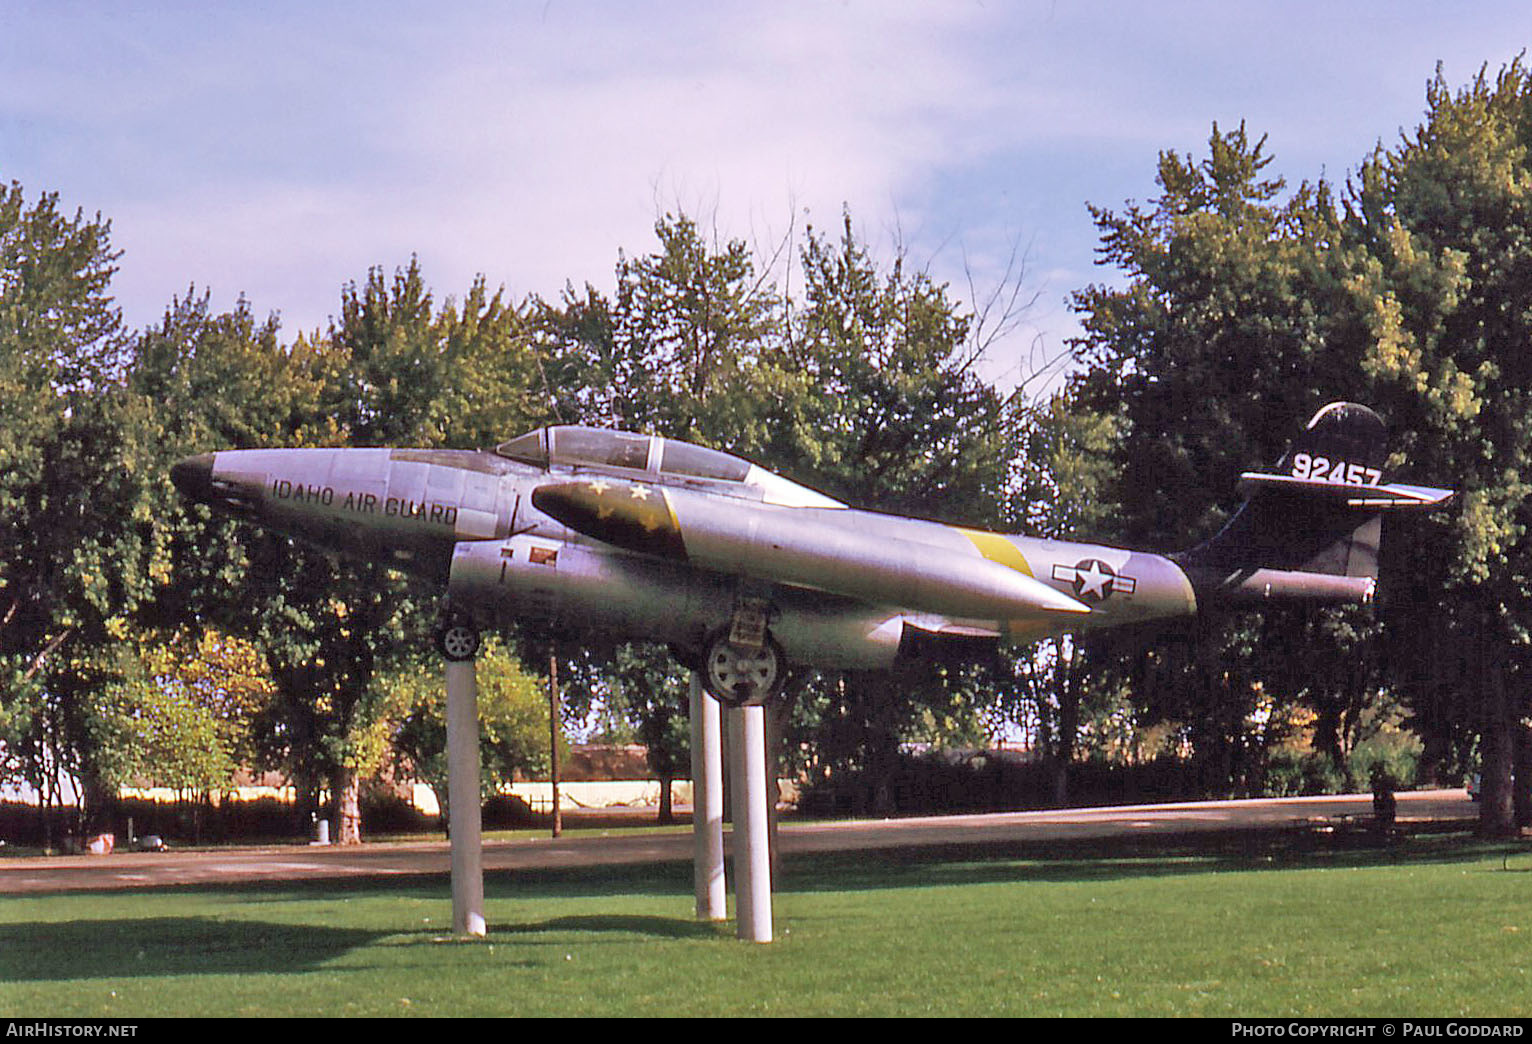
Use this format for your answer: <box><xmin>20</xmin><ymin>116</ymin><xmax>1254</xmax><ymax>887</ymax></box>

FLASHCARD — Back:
<box><xmin>10</xmin><ymin>825</ymin><xmax>1527</xmax><ymax>957</ymax></box>
<box><xmin>495</xmin><ymin>914</ymin><xmax>726</xmax><ymax>940</ymax></box>
<box><xmin>0</xmin><ymin>917</ymin><xmax>387</xmax><ymax>982</ymax></box>
<box><xmin>776</xmin><ymin>825</ymin><xmax>1532</xmax><ymax>894</ymax></box>
<box><xmin>448</xmin><ymin>823</ymin><xmax>1532</xmax><ymax>901</ymax></box>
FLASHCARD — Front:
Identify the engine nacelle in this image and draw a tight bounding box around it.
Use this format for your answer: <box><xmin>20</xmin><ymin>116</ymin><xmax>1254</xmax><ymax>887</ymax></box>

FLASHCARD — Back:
<box><xmin>447</xmin><ymin>535</ymin><xmax>905</xmax><ymax>672</ymax></box>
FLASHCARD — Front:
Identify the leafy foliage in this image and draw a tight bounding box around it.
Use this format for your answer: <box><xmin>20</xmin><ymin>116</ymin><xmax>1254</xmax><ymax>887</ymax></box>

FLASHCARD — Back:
<box><xmin>383</xmin><ymin>638</ymin><xmax>553</xmax><ymax>832</ymax></box>
<box><xmin>15</xmin><ymin>58</ymin><xmax>1532</xmax><ymax>831</ymax></box>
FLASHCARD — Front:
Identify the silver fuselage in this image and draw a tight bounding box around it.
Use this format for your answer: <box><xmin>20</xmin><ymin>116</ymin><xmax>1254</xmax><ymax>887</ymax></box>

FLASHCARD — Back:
<box><xmin>175</xmin><ymin>442</ymin><xmax>1198</xmax><ymax>670</ymax></box>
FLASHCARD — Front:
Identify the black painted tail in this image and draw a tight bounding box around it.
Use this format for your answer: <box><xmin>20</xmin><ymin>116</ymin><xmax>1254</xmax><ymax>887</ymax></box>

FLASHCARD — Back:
<box><xmin>1173</xmin><ymin>403</ymin><xmax>1451</xmax><ymax>606</ymax></box>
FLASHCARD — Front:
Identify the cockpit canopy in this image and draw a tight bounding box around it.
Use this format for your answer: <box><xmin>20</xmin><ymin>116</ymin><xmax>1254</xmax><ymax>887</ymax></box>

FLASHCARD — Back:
<box><xmin>495</xmin><ymin>426</ymin><xmax>843</xmax><ymax>508</ymax></box>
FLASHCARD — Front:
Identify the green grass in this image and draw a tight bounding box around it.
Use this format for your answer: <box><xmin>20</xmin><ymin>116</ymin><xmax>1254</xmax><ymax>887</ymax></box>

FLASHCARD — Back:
<box><xmin>2</xmin><ymin>829</ymin><xmax>1530</xmax><ymax>1017</ymax></box>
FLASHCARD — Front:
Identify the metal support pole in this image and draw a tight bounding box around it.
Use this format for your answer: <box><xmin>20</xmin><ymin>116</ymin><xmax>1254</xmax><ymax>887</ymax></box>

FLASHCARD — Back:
<box><xmin>690</xmin><ymin>672</ymin><xmax>726</xmax><ymax>920</ymax></box>
<box><xmin>727</xmin><ymin>703</ymin><xmax>773</xmax><ymax>942</ymax></box>
<box><xmin>446</xmin><ymin>657</ymin><xmax>486</xmax><ymax>937</ymax></box>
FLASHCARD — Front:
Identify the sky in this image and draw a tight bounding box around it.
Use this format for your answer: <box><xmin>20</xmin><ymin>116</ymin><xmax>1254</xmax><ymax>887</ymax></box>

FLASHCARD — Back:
<box><xmin>4</xmin><ymin>1</ymin><xmax>1531</xmax><ymax>393</ymax></box>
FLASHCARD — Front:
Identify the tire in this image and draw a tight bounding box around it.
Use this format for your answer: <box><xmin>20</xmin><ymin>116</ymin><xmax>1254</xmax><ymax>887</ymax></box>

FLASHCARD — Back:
<box><xmin>702</xmin><ymin>632</ymin><xmax>782</xmax><ymax>707</ymax></box>
<box><xmin>435</xmin><ymin>621</ymin><xmax>481</xmax><ymax>662</ymax></box>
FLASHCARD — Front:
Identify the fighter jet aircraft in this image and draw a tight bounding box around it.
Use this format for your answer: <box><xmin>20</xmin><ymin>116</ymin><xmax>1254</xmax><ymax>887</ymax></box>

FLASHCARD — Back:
<box><xmin>171</xmin><ymin>402</ymin><xmax>1452</xmax><ymax>705</ymax></box>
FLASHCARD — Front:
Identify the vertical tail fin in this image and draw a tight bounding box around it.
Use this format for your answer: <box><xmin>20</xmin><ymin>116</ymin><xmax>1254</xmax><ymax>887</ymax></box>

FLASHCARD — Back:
<box><xmin>1173</xmin><ymin>403</ymin><xmax>1451</xmax><ymax>605</ymax></box>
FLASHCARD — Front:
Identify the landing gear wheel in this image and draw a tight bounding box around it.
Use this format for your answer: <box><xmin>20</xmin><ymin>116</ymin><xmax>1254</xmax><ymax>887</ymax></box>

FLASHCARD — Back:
<box><xmin>703</xmin><ymin>633</ymin><xmax>782</xmax><ymax>707</ymax></box>
<box><xmin>434</xmin><ymin>620</ymin><xmax>481</xmax><ymax>662</ymax></box>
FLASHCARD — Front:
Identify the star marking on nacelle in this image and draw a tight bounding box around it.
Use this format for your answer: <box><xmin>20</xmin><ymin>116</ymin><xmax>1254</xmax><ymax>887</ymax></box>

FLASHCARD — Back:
<box><xmin>629</xmin><ymin>485</ymin><xmax>652</xmax><ymax>501</ymax></box>
<box><xmin>1052</xmin><ymin>558</ymin><xmax>1136</xmax><ymax>603</ymax></box>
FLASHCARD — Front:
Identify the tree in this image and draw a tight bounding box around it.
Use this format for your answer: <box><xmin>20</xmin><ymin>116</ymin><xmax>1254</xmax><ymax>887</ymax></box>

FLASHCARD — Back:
<box><xmin>1344</xmin><ymin>62</ymin><xmax>1532</xmax><ymax>834</ymax></box>
<box><xmin>140</xmin><ymin>261</ymin><xmax>545</xmax><ymax>843</ymax></box>
<box><xmin>530</xmin><ymin>215</ymin><xmax>785</xmax><ymax>814</ymax></box>
<box><xmin>0</xmin><ymin>179</ymin><xmax>174</xmax><ymax>842</ymax></box>
<box><xmin>996</xmin><ymin>391</ymin><xmax>1124</xmax><ymax>803</ymax></box>
<box><xmin>84</xmin><ymin>629</ymin><xmax>274</xmax><ymax>840</ymax></box>
<box><xmin>128</xmin><ymin>291</ymin><xmax>349</xmax><ymax>836</ymax></box>
<box><xmin>764</xmin><ymin>211</ymin><xmax>1011</xmax><ymax>523</ymax></box>
<box><xmin>1070</xmin><ymin>68</ymin><xmax>1532</xmax><ymax>826</ymax></box>
<box><xmin>385</xmin><ymin>639</ymin><xmax>552</xmax><ymax>835</ymax></box>
<box><xmin>536</xmin><ymin>213</ymin><xmax>780</xmax><ymax>441</ymax></box>
<box><xmin>1068</xmin><ymin>124</ymin><xmax>1388</xmax><ymax>796</ymax></box>
<box><xmin>245</xmin><ymin>261</ymin><xmax>541</xmax><ymax>843</ymax></box>
<box><xmin>758</xmin><ymin>214</ymin><xmax>1023</xmax><ymax>811</ymax></box>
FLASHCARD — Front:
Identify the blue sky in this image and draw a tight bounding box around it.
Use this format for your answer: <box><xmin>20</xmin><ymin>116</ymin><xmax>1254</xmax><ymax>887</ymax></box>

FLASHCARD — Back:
<box><xmin>4</xmin><ymin>1</ymin><xmax>1530</xmax><ymax>391</ymax></box>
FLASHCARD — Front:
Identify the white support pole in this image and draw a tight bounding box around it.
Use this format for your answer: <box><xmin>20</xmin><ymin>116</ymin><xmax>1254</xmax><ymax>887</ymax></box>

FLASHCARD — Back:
<box><xmin>727</xmin><ymin>703</ymin><xmax>773</xmax><ymax>943</ymax></box>
<box><xmin>690</xmin><ymin>672</ymin><xmax>726</xmax><ymax>921</ymax></box>
<box><xmin>446</xmin><ymin>657</ymin><xmax>486</xmax><ymax>937</ymax></box>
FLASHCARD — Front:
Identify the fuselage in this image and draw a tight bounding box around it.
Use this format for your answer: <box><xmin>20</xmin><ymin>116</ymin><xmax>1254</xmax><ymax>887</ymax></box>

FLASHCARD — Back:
<box><xmin>173</xmin><ymin>407</ymin><xmax>1454</xmax><ymax>690</ymax></box>
<box><xmin>171</xmin><ymin>428</ymin><xmax>1200</xmax><ymax>671</ymax></box>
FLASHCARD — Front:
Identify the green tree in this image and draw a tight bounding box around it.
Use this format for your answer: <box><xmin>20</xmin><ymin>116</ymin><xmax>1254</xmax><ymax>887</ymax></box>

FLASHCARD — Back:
<box><xmin>995</xmin><ymin>391</ymin><xmax>1125</xmax><ymax>802</ymax></box>
<box><xmin>761</xmin><ymin>214</ymin><xmax>1020</xmax><ymax>811</ymax></box>
<box><xmin>537</xmin><ymin>211</ymin><xmax>1024</xmax><ymax>814</ymax></box>
<box><xmin>764</xmin><ymin>212</ymin><xmax>1011</xmax><ymax>522</ymax></box>
<box><xmin>249</xmin><ymin>262</ymin><xmax>540</xmax><ymax>843</ymax></box>
<box><xmin>530</xmin><ymin>215</ymin><xmax>785</xmax><ymax>815</ymax></box>
<box><xmin>606</xmin><ymin>644</ymin><xmax>692</xmax><ymax>824</ymax></box>
<box><xmin>0</xmin><ymin>179</ymin><xmax>174</xmax><ymax>841</ymax></box>
<box><xmin>1070</xmin><ymin>69</ymin><xmax>1532</xmax><ymax>827</ymax></box>
<box><xmin>128</xmin><ymin>291</ymin><xmax>347</xmax><ymax>836</ymax></box>
<box><xmin>82</xmin><ymin>628</ymin><xmax>275</xmax><ymax>840</ymax></box>
<box><xmin>1344</xmin><ymin>62</ymin><xmax>1532</xmax><ymax>834</ymax></box>
<box><xmin>1068</xmin><ymin>124</ymin><xmax>1386</xmax><ymax>796</ymax></box>
<box><xmin>536</xmin><ymin>213</ymin><xmax>780</xmax><ymax>442</ymax></box>
<box><xmin>384</xmin><ymin>639</ymin><xmax>552</xmax><ymax>835</ymax></box>
<box><xmin>141</xmin><ymin>261</ymin><xmax>544</xmax><ymax>843</ymax></box>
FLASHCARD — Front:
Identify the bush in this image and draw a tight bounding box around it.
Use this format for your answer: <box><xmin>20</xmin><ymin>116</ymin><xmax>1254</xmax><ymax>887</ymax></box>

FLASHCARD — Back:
<box><xmin>795</xmin><ymin>749</ymin><xmax>1211</xmax><ymax>817</ymax></box>
<box><xmin>1349</xmin><ymin>730</ymin><xmax>1422</xmax><ymax>792</ymax></box>
<box><xmin>1262</xmin><ymin>749</ymin><xmax>1347</xmax><ymax>797</ymax></box>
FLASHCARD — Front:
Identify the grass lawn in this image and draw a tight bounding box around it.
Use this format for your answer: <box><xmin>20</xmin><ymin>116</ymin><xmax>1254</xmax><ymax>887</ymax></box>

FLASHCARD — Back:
<box><xmin>2</xmin><ymin>827</ymin><xmax>1529</xmax><ymax>1017</ymax></box>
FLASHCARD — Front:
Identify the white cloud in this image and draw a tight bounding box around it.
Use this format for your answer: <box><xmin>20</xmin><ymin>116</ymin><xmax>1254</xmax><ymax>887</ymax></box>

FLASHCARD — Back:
<box><xmin>6</xmin><ymin>0</ymin><xmax>1532</xmax><ymax>391</ymax></box>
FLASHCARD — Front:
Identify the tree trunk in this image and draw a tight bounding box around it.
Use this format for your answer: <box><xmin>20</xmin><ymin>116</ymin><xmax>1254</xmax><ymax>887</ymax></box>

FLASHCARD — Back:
<box><xmin>1052</xmin><ymin>640</ymin><xmax>1080</xmax><ymax>807</ymax></box>
<box><xmin>332</xmin><ymin>764</ymin><xmax>362</xmax><ymax>845</ymax></box>
<box><xmin>432</xmin><ymin>781</ymin><xmax>450</xmax><ymax>839</ymax></box>
<box><xmin>293</xmin><ymin>770</ymin><xmax>320</xmax><ymax>838</ymax></box>
<box><xmin>1479</xmin><ymin>652</ymin><xmax>1516</xmax><ymax>838</ymax></box>
<box><xmin>658</xmin><ymin>772</ymin><xmax>674</xmax><ymax>825</ymax></box>
<box><xmin>1514</xmin><ymin>693</ymin><xmax>1532</xmax><ymax>830</ymax></box>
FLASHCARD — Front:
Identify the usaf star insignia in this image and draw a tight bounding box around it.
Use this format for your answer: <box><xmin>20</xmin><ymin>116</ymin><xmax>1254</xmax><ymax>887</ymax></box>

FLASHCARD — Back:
<box><xmin>1052</xmin><ymin>559</ymin><xmax>1136</xmax><ymax>603</ymax></box>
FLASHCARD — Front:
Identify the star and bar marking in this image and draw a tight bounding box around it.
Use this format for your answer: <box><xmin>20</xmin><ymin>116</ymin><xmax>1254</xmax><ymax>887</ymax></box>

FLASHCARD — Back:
<box><xmin>1052</xmin><ymin>558</ymin><xmax>1136</xmax><ymax>603</ymax></box>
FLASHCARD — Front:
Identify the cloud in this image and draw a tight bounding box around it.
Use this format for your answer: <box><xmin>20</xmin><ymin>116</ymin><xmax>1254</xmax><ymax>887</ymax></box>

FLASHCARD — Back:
<box><xmin>18</xmin><ymin>3</ymin><xmax>1017</xmax><ymax>338</ymax></box>
<box><xmin>8</xmin><ymin>0</ymin><xmax>1532</xmax><ymax>392</ymax></box>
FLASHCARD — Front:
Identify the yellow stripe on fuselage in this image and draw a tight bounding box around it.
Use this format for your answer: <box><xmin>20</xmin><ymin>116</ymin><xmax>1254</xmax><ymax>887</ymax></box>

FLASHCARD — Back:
<box><xmin>954</xmin><ymin>528</ymin><xmax>1068</xmax><ymax>643</ymax></box>
<box><xmin>657</xmin><ymin>487</ymin><xmax>686</xmax><ymax>557</ymax></box>
<box><xmin>953</xmin><ymin>527</ymin><xmax>1034</xmax><ymax>576</ymax></box>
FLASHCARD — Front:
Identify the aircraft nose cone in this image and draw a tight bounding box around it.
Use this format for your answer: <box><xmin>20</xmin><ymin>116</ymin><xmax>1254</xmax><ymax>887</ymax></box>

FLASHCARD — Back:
<box><xmin>171</xmin><ymin>453</ymin><xmax>215</xmax><ymax>502</ymax></box>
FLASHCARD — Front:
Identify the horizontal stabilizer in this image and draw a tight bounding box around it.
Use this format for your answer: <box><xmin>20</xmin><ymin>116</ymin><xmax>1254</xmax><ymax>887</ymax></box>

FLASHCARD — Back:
<box><xmin>1176</xmin><ymin>402</ymin><xmax>1454</xmax><ymax>603</ymax></box>
<box><xmin>1236</xmin><ymin>472</ymin><xmax>1455</xmax><ymax>510</ymax></box>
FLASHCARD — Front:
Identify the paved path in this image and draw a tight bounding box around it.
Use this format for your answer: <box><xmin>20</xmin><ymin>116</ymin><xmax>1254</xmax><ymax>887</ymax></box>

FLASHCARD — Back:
<box><xmin>0</xmin><ymin>789</ymin><xmax>1479</xmax><ymax>894</ymax></box>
